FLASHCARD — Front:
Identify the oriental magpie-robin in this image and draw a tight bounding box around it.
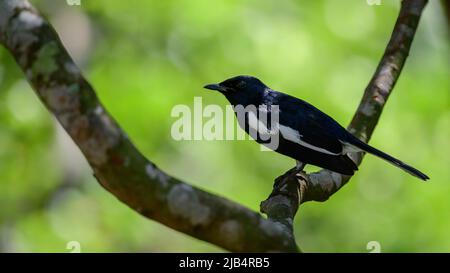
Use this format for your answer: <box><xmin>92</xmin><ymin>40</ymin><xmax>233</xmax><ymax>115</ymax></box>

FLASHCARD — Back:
<box><xmin>204</xmin><ymin>75</ymin><xmax>429</xmax><ymax>181</ymax></box>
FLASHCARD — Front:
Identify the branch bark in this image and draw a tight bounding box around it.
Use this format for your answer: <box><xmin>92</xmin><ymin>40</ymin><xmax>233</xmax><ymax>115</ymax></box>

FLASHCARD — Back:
<box><xmin>0</xmin><ymin>0</ymin><xmax>427</xmax><ymax>252</ymax></box>
<box><xmin>261</xmin><ymin>0</ymin><xmax>428</xmax><ymax>234</ymax></box>
<box><xmin>0</xmin><ymin>0</ymin><xmax>297</xmax><ymax>252</ymax></box>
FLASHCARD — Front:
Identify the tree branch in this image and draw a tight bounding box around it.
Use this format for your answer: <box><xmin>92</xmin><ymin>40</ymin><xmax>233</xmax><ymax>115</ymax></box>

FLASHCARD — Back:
<box><xmin>261</xmin><ymin>0</ymin><xmax>428</xmax><ymax>232</ymax></box>
<box><xmin>0</xmin><ymin>0</ymin><xmax>298</xmax><ymax>252</ymax></box>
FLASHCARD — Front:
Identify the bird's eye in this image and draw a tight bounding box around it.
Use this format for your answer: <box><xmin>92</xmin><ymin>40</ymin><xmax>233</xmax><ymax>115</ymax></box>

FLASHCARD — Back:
<box><xmin>236</xmin><ymin>81</ymin><xmax>246</xmax><ymax>88</ymax></box>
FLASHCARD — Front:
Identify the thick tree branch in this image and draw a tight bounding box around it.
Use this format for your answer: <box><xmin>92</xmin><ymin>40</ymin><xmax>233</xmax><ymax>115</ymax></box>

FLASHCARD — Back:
<box><xmin>0</xmin><ymin>0</ymin><xmax>298</xmax><ymax>252</ymax></box>
<box><xmin>261</xmin><ymin>0</ymin><xmax>428</xmax><ymax>231</ymax></box>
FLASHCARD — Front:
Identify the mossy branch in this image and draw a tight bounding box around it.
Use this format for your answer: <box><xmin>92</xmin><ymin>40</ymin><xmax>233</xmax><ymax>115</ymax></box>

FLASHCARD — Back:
<box><xmin>0</xmin><ymin>0</ymin><xmax>297</xmax><ymax>252</ymax></box>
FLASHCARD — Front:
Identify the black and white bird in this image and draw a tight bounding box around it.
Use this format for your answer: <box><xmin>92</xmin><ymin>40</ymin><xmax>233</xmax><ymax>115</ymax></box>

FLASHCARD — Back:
<box><xmin>204</xmin><ymin>75</ymin><xmax>429</xmax><ymax>181</ymax></box>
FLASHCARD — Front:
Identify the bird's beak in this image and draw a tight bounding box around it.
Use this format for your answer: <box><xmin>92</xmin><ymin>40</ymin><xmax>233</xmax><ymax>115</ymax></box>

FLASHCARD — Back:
<box><xmin>204</xmin><ymin>83</ymin><xmax>228</xmax><ymax>92</ymax></box>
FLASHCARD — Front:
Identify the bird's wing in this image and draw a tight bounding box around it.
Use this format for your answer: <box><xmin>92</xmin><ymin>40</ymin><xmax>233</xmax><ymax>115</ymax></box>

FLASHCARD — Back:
<box><xmin>275</xmin><ymin>96</ymin><xmax>345</xmax><ymax>155</ymax></box>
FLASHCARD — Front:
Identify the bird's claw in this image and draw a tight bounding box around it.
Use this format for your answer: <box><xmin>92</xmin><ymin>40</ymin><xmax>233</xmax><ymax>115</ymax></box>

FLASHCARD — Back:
<box><xmin>294</xmin><ymin>171</ymin><xmax>308</xmax><ymax>183</ymax></box>
<box><xmin>272</xmin><ymin>168</ymin><xmax>307</xmax><ymax>195</ymax></box>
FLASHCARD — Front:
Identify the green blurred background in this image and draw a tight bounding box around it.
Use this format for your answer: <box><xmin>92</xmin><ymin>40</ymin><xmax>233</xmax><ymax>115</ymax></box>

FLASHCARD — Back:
<box><xmin>0</xmin><ymin>0</ymin><xmax>448</xmax><ymax>252</ymax></box>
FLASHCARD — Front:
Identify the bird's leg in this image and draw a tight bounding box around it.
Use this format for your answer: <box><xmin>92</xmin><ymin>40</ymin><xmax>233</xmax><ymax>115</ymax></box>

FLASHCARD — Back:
<box><xmin>266</xmin><ymin>161</ymin><xmax>308</xmax><ymax>209</ymax></box>
<box><xmin>294</xmin><ymin>161</ymin><xmax>308</xmax><ymax>185</ymax></box>
<box><xmin>274</xmin><ymin>160</ymin><xmax>307</xmax><ymax>190</ymax></box>
<box><xmin>295</xmin><ymin>160</ymin><xmax>305</xmax><ymax>172</ymax></box>
<box><xmin>273</xmin><ymin>161</ymin><xmax>306</xmax><ymax>191</ymax></box>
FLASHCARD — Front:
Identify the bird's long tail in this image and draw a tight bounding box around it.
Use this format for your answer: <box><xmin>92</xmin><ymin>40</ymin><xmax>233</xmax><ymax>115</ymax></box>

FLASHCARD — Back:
<box><xmin>344</xmin><ymin>136</ymin><xmax>429</xmax><ymax>181</ymax></box>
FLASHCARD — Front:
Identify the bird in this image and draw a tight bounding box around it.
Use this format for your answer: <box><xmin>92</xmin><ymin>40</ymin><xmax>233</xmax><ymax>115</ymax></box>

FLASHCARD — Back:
<box><xmin>204</xmin><ymin>75</ymin><xmax>429</xmax><ymax>181</ymax></box>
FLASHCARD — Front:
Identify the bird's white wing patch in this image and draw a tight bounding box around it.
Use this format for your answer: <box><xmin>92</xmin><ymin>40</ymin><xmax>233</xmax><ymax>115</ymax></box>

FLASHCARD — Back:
<box><xmin>247</xmin><ymin>109</ymin><xmax>341</xmax><ymax>155</ymax></box>
<box><xmin>278</xmin><ymin>124</ymin><xmax>340</xmax><ymax>155</ymax></box>
<box><xmin>247</xmin><ymin>111</ymin><xmax>271</xmax><ymax>135</ymax></box>
<box><xmin>245</xmin><ymin>104</ymin><xmax>280</xmax><ymax>135</ymax></box>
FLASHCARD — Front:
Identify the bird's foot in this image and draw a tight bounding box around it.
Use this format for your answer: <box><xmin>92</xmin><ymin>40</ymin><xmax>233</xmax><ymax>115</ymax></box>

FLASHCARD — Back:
<box><xmin>261</xmin><ymin>166</ymin><xmax>310</xmax><ymax>215</ymax></box>
<box><xmin>294</xmin><ymin>171</ymin><xmax>308</xmax><ymax>183</ymax></box>
<box><xmin>272</xmin><ymin>167</ymin><xmax>307</xmax><ymax>197</ymax></box>
<box><xmin>295</xmin><ymin>161</ymin><xmax>305</xmax><ymax>172</ymax></box>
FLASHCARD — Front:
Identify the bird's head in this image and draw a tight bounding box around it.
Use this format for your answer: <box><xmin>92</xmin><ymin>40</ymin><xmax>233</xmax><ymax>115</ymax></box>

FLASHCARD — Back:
<box><xmin>204</xmin><ymin>75</ymin><xmax>267</xmax><ymax>106</ymax></box>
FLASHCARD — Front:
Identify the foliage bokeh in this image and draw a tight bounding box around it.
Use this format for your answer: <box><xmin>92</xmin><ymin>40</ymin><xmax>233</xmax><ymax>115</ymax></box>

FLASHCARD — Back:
<box><xmin>0</xmin><ymin>0</ymin><xmax>448</xmax><ymax>252</ymax></box>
